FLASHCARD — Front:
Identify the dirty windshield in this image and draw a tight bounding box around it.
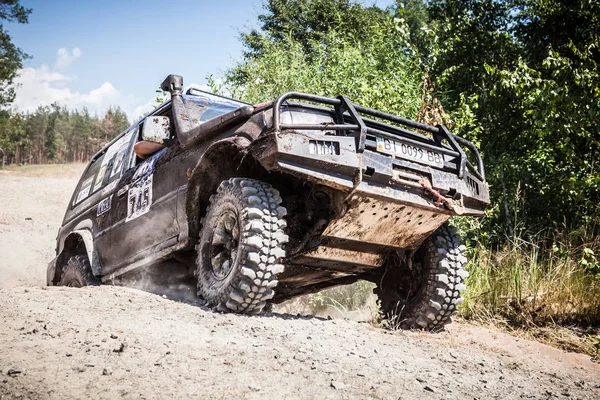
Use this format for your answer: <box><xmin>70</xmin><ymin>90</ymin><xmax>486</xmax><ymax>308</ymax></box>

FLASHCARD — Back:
<box><xmin>182</xmin><ymin>92</ymin><xmax>245</xmax><ymax>128</ymax></box>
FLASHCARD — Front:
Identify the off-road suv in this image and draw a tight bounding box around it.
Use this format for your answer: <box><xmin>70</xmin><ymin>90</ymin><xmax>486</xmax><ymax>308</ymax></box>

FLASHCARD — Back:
<box><xmin>48</xmin><ymin>75</ymin><xmax>489</xmax><ymax>330</ymax></box>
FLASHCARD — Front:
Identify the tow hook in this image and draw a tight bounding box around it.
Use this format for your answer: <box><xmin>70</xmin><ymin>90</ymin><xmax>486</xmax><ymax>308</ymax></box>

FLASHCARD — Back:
<box><xmin>418</xmin><ymin>177</ymin><xmax>465</xmax><ymax>215</ymax></box>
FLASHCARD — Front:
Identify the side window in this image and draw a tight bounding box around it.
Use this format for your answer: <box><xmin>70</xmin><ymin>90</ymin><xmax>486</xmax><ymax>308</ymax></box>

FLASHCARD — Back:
<box><xmin>72</xmin><ymin>130</ymin><xmax>135</xmax><ymax>207</ymax></box>
<box><xmin>73</xmin><ymin>154</ymin><xmax>105</xmax><ymax>206</ymax></box>
<box><xmin>96</xmin><ymin>129</ymin><xmax>135</xmax><ymax>188</ymax></box>
<box><xmin>130</xmin><ymin>112</ymin><xmax>173</xmax><ymax>168</ymax></box>
<box><xmin>129</xmin><ymin>125</ymin><xmax>147</xmax><ymax>170</ymax></box>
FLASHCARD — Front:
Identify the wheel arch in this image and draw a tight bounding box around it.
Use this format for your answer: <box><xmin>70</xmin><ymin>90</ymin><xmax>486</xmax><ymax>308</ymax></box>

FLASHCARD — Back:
<box><xmin>52</xmin><ymin>229</ymin><xmax>101</xmax><ymax>285</ymax></box>
<box><xmin>185</xmin><ymin>136</ymin><xmax>273</xmax><ymax>240</ymax></box>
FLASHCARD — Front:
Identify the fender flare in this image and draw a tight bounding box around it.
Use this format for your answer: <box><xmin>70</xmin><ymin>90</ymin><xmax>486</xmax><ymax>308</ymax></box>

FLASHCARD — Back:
<box><xmin>185</xmin><ymin>136</ymin><xmax>254</xmax><ymax>239</ymax></box>
<box><xmin>52</xmin><ymin>229</ymin><xmax>101</xmax><ymax>284</ymax></box>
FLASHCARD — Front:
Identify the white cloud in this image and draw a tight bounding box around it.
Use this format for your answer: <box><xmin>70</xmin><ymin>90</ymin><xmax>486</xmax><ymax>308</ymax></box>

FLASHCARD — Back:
<box><xmin>132</xmin><ymin>98</ymin><xmax>159</xmax><ymax>122</ymax></box>
<box><xmin>55</xmin><ymin>47</ymin><xmax>82</xmax><ymax>70</ymax></box>
<box><xmin>11</xmin><ymin>48</ymin><xmax>155</xmax><ymax>122</ymax></box>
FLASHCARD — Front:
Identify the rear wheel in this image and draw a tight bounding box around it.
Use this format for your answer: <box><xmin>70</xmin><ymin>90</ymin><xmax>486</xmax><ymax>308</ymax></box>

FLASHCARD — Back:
<box><xmin>375</xmin><ymin>223</ymin><xmax>468</xmax><ymax>331</ymax></box>
<box><xmin>196</xmin><ymin>178</ymin><xmax>288</xmax><ymax>314</ymax></box>
<box><xmin>59</xmin><ymin>255</ymin><xmax>100</xmax><ymax>287</ymax></box>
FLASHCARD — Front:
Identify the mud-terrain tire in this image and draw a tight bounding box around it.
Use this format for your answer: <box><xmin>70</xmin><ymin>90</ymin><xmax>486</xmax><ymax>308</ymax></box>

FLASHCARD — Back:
<box><xmin>375</xmin><ymin>223</ymin><xmax>467</xmax><ymax>331</ymax></box>
<box><xmin>196</xmin><ymin>177</ymin><xmax>288</xmax><ymax>314</ymax></box>
<box><xmin>58</xmin><ymin>255</ymin><xmax>100</xmax><ymax>287</ymax></box>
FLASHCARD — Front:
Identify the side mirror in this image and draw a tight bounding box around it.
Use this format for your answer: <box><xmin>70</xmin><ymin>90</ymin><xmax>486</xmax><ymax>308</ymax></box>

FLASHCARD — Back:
<box><xmin>142</xmin><ymin>116</ymin><xmax>171</xmax><ymax>144</ymax></box>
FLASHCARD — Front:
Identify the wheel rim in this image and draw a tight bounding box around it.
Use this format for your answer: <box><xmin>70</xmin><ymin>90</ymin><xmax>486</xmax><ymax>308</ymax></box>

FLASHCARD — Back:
<box><xmin>399</xmin><ymin>260</ymin><xmax>426</xmax><ymax>302</ymax></box>
<box><xmin>383</xmin><ymin>249</ymin><xmax>427</xmax><ymax>306</ymax></box>
<box><xmin>208</xmin><ymin>210</ymin><xmax>240</xmax><ymax>281</ymax></box>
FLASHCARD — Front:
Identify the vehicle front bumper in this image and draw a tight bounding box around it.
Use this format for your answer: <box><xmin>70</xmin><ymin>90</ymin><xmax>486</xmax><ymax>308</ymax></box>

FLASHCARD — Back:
<box><xmin>251</xmin><ymin>131</ymin><xmax>490</xmax><ymax>217</ymax></box>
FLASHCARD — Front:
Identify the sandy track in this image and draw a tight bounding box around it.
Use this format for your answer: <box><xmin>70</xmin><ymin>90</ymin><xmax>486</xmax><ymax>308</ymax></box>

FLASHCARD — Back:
<box><xmin>0</xmin><ymin>173</ymin><xmax>599</xmax><ymax>399</ymax></box>
<box><xmin>2</xmin><ymin>286</ymin><xmax>599</xmax><ymax>400</ymax></box>
<box><xmin>0</xmin><ymin>175</ymin><xmax>79</xmax><ymax>287</ymax></box>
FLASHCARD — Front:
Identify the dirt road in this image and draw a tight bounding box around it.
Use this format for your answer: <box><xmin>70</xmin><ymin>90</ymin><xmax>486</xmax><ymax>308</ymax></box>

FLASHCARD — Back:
<box><xmin>0</xmin><ymin>174</ymin><xmax>78</xmax><ymax>288</ymax></box>
<box><xmin>1</xmin><ymin>170</ymin><xmax>599</xmax><ymax>399</ymax></box>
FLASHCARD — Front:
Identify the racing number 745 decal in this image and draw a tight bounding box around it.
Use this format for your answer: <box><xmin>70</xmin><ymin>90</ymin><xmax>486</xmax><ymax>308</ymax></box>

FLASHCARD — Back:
<box><xmin>125</xmin><ymin>149</ymin><xmax>165</xmax><ymax>222</ymax></box>
<box><xmin>126</xmin><ymin>174</ymin><xmax>153</xmax><ymax>222</ymax></box>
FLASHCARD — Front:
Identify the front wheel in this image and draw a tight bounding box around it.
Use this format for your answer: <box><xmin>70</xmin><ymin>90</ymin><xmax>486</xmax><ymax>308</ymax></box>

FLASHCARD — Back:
<box><xmin>375</xmin><ymin>223</ymin><xmax>468</xmax><ymax>331</ymax></box>
<box><xmin>196</xmin><ymin>178</ymin><xmax>288</xmax><ymax>314</ymax></box>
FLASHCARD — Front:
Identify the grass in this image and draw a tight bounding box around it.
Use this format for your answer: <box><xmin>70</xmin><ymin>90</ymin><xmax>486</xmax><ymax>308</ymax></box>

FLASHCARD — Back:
<box><xmin>461</xmin><ymin>237</ymin><xmax>600</xmax><ymax>328</ymax></box>
<box><xmin>275</xmin><ymin>281</ymin><xmax>380</xmax><ymax>323</ymax></box>
<box><xmin>458</xmin><ymin>222</ymin><xmax>600</xmax><ymax>357</ymax></box>
<box><xmin>0</xmin><ymin>163</ymin><xmax>86</xmax><ymax>179</ymax></box>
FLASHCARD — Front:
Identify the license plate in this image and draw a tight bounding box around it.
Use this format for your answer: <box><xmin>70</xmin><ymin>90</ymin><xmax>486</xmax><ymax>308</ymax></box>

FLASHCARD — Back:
<box><xmin>376</xmin><ymin>137</ymin><xmax>444</xmax><ymax>168</ymax></box>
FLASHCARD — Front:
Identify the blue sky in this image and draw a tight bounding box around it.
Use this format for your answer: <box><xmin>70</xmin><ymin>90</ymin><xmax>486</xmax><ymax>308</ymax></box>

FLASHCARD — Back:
<box><xmin>8</xmin><ymin>0</ymin><xmax>396</xmax><ymax>121</ymax></box>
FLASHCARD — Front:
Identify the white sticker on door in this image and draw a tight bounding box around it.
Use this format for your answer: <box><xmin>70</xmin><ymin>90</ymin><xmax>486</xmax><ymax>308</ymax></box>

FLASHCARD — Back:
<box><xmin>97</xmin><ymin>195</ymin><xmax>112</xmax><ymax>216</ymax></box>
<box><xmin>126</xmin><ymin>174</ymin><xmax>153</xmax><ymax>222</ymax></box>
<box><xmin>125</xmin><ymin>148</ymin><xmax>164</xmax><ymax>223</ymax></box>
<box><xmin>75</xmin><ymin>177</ymin><xmax>94</xmax><ymax>204</ymax></box>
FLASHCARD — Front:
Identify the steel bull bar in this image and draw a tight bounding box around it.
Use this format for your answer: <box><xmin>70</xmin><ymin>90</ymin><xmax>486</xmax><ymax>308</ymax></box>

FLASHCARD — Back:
<box><xmin>271</xmin><ymin>92</ymin><xmax>485</xmax><ymax>182</ymax></box>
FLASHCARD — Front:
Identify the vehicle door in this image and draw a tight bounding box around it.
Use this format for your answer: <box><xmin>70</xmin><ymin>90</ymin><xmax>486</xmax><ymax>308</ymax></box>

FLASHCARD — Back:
<box><xmin>101</xmin><ymin>121</ymin><xmax>182</xmax><ymax>273</ymax></box>
<box><xmin>92</xmin><ymin>129</ymin><xmax>137</xmax><ymax>265</ymax></box>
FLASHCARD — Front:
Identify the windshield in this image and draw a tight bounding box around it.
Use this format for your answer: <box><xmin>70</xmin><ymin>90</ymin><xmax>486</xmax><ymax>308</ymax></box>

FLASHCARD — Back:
<box><xmin>182</xmin><ymin>93</ymin><xmax>245</xmax><ymax>128</ymax></box>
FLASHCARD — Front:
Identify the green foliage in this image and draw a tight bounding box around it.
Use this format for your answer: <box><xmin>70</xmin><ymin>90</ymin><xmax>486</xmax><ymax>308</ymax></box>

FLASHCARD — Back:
<box><xmin>213</xmin><ymin>0</ymin><xmax>422</xmax><ymax>118</ymax></box>
<box><xmin>0</xmin><ymin>0</ymin><xmax>31</xmax><ymax>105</ymax></box>
<box><xmin>515</xmin><ymin>0</ymin><xmax>600</xmax><ymax>67</ymax></box>
<box><xmin>589</xmin><ymin>334</ymin><xmax>600</xmax><ymax>360</ymax></box>
<box><xmin>222</xmin><ymin>0</ymin><xmax>599</xmax><ymax>240</ymax></box>
<box><xmin>580</xmin><ymin>248</ymin><xmax>599</xmax><ymax>275</ymax></box>
<box><xmin>154</xmin><ymin>89</ymin><xmax>168</xmax><ymax>106</ymax></box>
<box><xmin>426</xmin><ymin>0</ymin><xmax>600</xmax><ymax>240</ymax></box>
<box><xmin>428</xmin><ymin>0</ymin><xmax>520</xmax><ymax>109</ymax></box>
<box><xmin>395</xmin><ymin>0</ymin><xmax>431</xmax><ymax>65</ymax></box>
<box><xmin>241</xmin><ymin>0</ymin><xmax>391</xmax><ymax>58</ymax></box>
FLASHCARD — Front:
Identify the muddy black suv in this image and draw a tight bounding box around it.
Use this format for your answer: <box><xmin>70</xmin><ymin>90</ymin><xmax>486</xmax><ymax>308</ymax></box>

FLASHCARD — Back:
<box><xmin>48</xmin><ymin>75</ymin><xmax>489</xmax><ymax>330</ymax></box>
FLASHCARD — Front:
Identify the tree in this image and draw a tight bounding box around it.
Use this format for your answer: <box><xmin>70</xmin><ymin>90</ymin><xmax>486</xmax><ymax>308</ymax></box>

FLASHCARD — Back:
<box><xmin>101</xmin><ymin>106</ymin><xmax>129</xmax><ymax>143</ymax></box>
<box><xmin>0</xmin><ymin>109</ymin><xmax>25</xmax><ymax>164</ymax></box>
<box><xmin>25</xmin><ymin>106</ymin><xmax>48</xmax><ymax>164</ymax></box>
<box><xmin>0</xmin><ymin>0</ymin><xmax>31</xmax><ymax>105</ymax></box>
<box><xmin>0</xmin><ymin>104</ymin><xmax>130</xmax><ymax>166</ymax></box>
<box><xmin>241</xmin><ymin>0</ymin><xmax>390</xmax><ymax>58</ymax></box>
<box><xmin>220</xmin><ymin>0</ymin><xmax>599</xmax><ymax>240</ymax></box>
<box><xmin>515</xmin><ymin>0</ymin><xmax>600</xmax><ymax>67</ymax></box>
<box><xmin>215</xmin><ymin>0</ymin><xmax>423</xmax><ymax>118</ymax></box>
<box><xmin>426</xmin><ymin>0</ymin><xmax>600</xmax><ymax>237</ymax></box>
<box><xmin>395</xmin><ymin>0</ymin><xmax>431</xmax><ymax>66</ymax></box>
<box><xmin>44</xmin><ymin>103</ymin><xmax>61</xmax><ymax>162</ymax></box>
<box><xmin>427</xmin><ymin>0</ymin><xmax>521</xmax><ymax>111</ymax></box>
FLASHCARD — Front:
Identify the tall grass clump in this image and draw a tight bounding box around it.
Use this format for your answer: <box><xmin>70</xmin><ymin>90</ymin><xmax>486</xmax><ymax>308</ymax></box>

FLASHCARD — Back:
<box><xmin>456</xmin><ymin>217</ymin><xmax>600</xmax><ymax>329</ymax></box>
